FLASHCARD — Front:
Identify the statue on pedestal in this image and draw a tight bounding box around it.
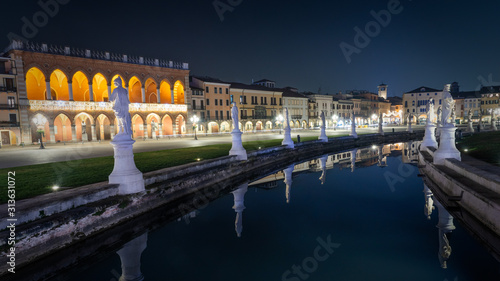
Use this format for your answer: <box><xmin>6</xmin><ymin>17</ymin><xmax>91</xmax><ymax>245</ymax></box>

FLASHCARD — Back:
<box><xmin>231</xmin><ymin>102</ymin><xmax>239</xmax><ymax>131</ymax></box>
<box><xmin>110</xmin><ymin>77</ymin><xmax>132</xmax><ymax>137</ymax></box>
<box><xmin>441</xmin><ymin>85</ymin><xmax>455</xmax><ymax>127</ymax></box>
<box><xmin>426</xmin><ymin>98</ymin><xmax>434</xmax><ymax>124</ymax></box>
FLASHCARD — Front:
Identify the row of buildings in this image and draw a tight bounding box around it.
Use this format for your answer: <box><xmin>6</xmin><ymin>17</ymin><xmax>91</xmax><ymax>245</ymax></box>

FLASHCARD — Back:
<box><xmin>0</xmin><ymin>40</ymin><xmax>499</xmax><ymax>146</ymax></box>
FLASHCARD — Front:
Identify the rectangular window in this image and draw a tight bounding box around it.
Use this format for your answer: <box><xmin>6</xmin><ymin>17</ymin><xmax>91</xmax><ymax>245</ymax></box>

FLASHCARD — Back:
<box><xmin>192</xmin><ymin>100</ymin><xmax>196</xmax><ymax>110</ymax></box>
<box><xmin>220</xmin><ymin>99</ymin><xmax>222</xmax><ymax>106</ymax></box>
<box><xmin>215</xmin><ymin>99</ymin><xmax>218</xmax><ymax>106</ymax></box>
<box><xmin>206</xmin><ymin>87</ymin><xmax>209</xmax><ymax>93</ymax></box>
<box><xmin>243</xmin><ymin>96</ymin><xmax>247</xmax><ymax>104</ymax></box>
<box><xmin>214</xmin><ymin>87</ymin><xmax>217</xmax><ymax>94</ymax></box>
<box><xmin>219</xmin><ymin>87</ymin><xmax>222</xmax><ymax>93</ymax></box>
<box><xmin>215</xmin><ymin>111</ymin><xmax>219</xmax><ymax>119</ymax></box>
<box><xmin>206</xmin><ymin>99</ymin><xmax>210</xmax><ymax>105</ymax></box>
<box><xmin>201</xmin><ymin>100</ymin><xmax>204</xmax><ymax>108</ymax></box>
<box><xmin>226</xmin><ymin>100</ymin><xmax>229</xmax><ymax>106</ymax></box>
<box><xmin>227</xmin><ymin>111</ymin><xmax>230</xmax><ymax>119</ymax></box>
<box><xmin>279</xmin><ymin>98</ymin><xmax>282</xmax><ymax>105</ymax></box>
<box><xmin>230</xmin><ymin>95</ymin><xmax>234</xmax><ymax>103</ymax></box>
<box><xmin>9</xmin><ymin>114</ymin><xmax>16</xmax><ymax>122</ymax></box>
<box><xmin>226</xmin><ymin>88</ymin><xmax>229</xmax><ymax>94</ymax></box>
<box><xmin>8</xmin><ymin>96</ymin><xmax>15</xmax><ymax>108</ymax></box>
<box><xmin>201</xmin><ymin>112</ymin><xmax>205</xmax><ymax>119</ymax></box>
<box><xmin>220</xmin><ymin>111</ymin><xmax>223</xmax><ymax>119</ymax></box>
<box><xmin>207</xmin><ymin>111</ymin><xmax>210</xmax><ymax>119</ymax></box>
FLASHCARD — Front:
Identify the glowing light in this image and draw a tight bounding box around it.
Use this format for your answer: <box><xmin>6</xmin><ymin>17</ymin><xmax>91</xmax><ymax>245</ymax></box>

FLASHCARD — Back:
<box><xmin>52</xmin><ymin>185</ymin><xmax>60</xmax><ymax>191</ymax></box>
<box><xmin>372</xmin><ymin>145</ymin><xmax>377</xmax><ymax>150</ymax></box>
<box><xmin>464</xmin><ymin>149</ymin><xmax>468</xmax><ymax>152</ymax></box>
<box><xmin>196</xmin><ymin>158</ymin><xmax>201</xmax><ymax>161</ymax></box>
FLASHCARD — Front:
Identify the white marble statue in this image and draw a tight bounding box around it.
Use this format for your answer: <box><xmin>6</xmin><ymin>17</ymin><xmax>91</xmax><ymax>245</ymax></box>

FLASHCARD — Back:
<box><xmin>437</xmin><ymin>106</ymin><xmax>442</xmax><ymax>125</ymax></box>
<box><xmin>441</xmin><ymin>85</ymin><xmax>455</xmax><ymax>127</ymax></box>
<box><xmin>426</xmin><ymin>98</ymin><xmax>434</xmax><ymax>124</ymax></box>
<box><xmin>110</xmin><ymin>77</ymin><xmax>132</xmax><ymax>137</ymax></box>
<box><xmin>231</xmin><ymin>102</ymin><xmax>239</xmax><ymax>130</ymax></box>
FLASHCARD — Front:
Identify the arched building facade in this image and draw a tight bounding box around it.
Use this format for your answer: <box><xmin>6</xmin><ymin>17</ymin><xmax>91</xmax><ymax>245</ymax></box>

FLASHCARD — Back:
<box><xmin>6</xmin><ymin>41</ymin><xmax>190</xmax><ymax>144</ymax></box>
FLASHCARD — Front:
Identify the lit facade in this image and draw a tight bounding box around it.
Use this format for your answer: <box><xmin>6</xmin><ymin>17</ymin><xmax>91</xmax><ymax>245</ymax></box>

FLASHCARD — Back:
<box><xmin>403</xmin><ymin>86</ymin><xmax>444</xmax><ymax>124</ymax></box>
<box><xmin>4</xmin><ymin>41</ymin><xmax>190</xmax><ymax>144</ymax></box>
<box><xmin>0</xmin><ymin>57</ymin><xmax>19</xmax><ymax>146</ymax></box>
<box><xmin>282</xmin><ymin>88</ymin><xmax>308</xmax><ymax>129</ymax></box>
<box><xmin>480</xmin><ymin>86</ymin><xmax>500</xmax><ymax>123</ymax></box>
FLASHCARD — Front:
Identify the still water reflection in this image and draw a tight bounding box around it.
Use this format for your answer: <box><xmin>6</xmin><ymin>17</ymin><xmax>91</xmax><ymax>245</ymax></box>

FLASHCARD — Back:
<box><xmin>52</xmin><ymin>142</ymin><xmax>499</xmax><ymax>281</ymax></box>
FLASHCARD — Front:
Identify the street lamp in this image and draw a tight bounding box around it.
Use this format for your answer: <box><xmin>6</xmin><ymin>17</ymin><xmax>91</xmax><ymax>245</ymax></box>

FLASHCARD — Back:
<box><xmin>190</xmin><ymin>115</ymin><xmax>199</xmax><ymax>140</ymax></box>
<box><xmin>33</xmin><ymin>115</ymin><xmax>47</xmax><ymax>149</ymax></box>
<box><xmin>276</xmin><ymin>114</ymin><xmax>284</xmax><ymax>134</ymax></box>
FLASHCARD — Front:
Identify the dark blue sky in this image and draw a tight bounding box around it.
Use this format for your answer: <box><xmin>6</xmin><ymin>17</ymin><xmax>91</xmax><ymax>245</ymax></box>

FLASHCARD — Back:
<box><xmin>3</xmin><ymin>0</ymin><xmax>500</xmax><ymax>96</ymax></box>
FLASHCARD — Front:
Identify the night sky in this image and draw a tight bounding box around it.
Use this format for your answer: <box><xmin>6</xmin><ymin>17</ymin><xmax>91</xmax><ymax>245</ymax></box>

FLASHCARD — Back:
<box><xmin>2</xmin><ymin>0</ymin><xmax>500</xmax><ymax>97</ymax></box>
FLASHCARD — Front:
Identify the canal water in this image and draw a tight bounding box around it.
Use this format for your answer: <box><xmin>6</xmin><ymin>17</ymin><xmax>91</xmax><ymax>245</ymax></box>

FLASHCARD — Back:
<box><xmin>45</xmin><ymin>143</ymin><xmax>499</xmax><ymax>281</ymax></box>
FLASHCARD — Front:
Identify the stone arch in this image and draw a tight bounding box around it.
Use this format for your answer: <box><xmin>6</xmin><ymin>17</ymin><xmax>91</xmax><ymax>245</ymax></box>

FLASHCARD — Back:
<box><xmin>159</xmin><ymin>80</ymin><xmax>172</xmax><ymax>104</ymax></box>
<box><xmin>173</xmin><ymin>80</ymin><xmax>185</xmax><ymax>104</ymax></box>
<box><xmin>175</xmin><ymin>114</ymin><xmax>186</xmax><ymax>134</ymax></box>
<box><xmin>26</xmin><ymin>67</ymin><xmax>47</xmax><ymax>100</ymax></box>
<box><xmin>96</xmin><ymin>114</ymin><xmax>111</xmax><ymax>140</ymax></box>
<box><xmin>72</xmin><ymin>71</ymin><xmax>90</xmax><ymax>101</ymax></box>
<box><xmin>295</xmin><ymin>120</ymin><xmax>300</xmax><ymax>128</ymax></box>
<box><xmin>266</xmin><ymin>121</ymin><xmax>273</xmax><ymax>130</ymax></box>
<box><xmin>145</xmin><ymin>78</ymin><xmax>158</xmax><ymax>104</ymax></box>
<box><xmin>245</xmin><ymin>121</ymin><xmax>253</xmax><ymax>131</ymax></box>
<box><xmin>162</xmin><ymin>114</ymin><xmax>173</xmax><ymax>136</ymax></box>
<box><xmin>74</xmin><ymin>112</ymin><xmax>94</xmax><ymax>141</ymax></box>
<box><xmin>132</xmin><ymin>114</ymin><xmax>145</xmax><ymax>139</ymax></box>
<box><xmin>220</xmin><ymin>121</ymin><xmax>231</xmax><ymax>132</ymax></box>
<box><xmin>129</xmin><ymin>76</ymin><xmax>142</xmax><ymax>103</ymax></box>
<box><xmin>208</xmin><ymin>121</ymin><xmax>219</xmax><ymax>134</ymax></box>
<box><xmin>302</xmin><ymin>120</ymin><xmax>307</xmax><ymax>129</ymax></box>
<box><xmin>92</xmin><ymin>73</ymin><xmax>108</xmax><ymax>102</ymax></box>
<box><xmin>256</xmin><ymin>121</ymin><xmax>263</xmax><ymax>130</ymax></box>
<box><xmin>54</xmin><ymin>113</ymin><xmax>72</xmax><ymax>142</ymax></box>
<box><xmin>146</xmin><ymin>113</ymin><xmax>161</xmax><ymax>139</ymax></box>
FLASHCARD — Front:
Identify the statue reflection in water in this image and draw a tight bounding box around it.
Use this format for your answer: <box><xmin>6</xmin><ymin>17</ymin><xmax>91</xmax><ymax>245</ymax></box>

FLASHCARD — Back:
<box><xmin>318</xmin><ymin>155</ymin><xmax>328</xmax><ymax>185</ymax></box>
<box><xmin>434</xmin><ymin>199</ymin><xmax>455</xmax><ymax>268</ymax></box>
<box><xmin>116</xmin><ymin>232</ymin><xmax>148</xmax><ymax>281</ymax></box>
<box><xmin>232</xmin><ymin>183</ymin><xmax>248</xmax><ymax>237</ymax></box>
<box><xmin>423</xmin><ymin>184</ymin><xmax>435</xmax><ymax>220</ymax></box>
<box><xmin>283</xmin><ymin>164</ymin><xmax>295</xmax><ymax>203</ymax></box>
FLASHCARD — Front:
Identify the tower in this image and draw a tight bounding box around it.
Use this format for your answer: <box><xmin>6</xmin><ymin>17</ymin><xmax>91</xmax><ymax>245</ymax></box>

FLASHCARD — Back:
<box><xmin>378</xmin><ymin>84</ymin><xmax>388</xmax><ymax>100</ymax></box>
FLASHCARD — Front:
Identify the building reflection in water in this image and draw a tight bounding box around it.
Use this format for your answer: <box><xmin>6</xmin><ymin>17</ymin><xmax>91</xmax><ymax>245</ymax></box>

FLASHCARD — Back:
<box><xmin>283</xmin><ymin>165</ymin><xmax>294</xmax><ymax>203</ymax></box>
<box><xmin>232</xmin><ymin>183</ymin><xmax>248</xmax><ymax>237</ymax></box>
<box><xmin>116</xmin><ymin>232</ymin><xmax>148</xmax><ymax>281</ymax></box>
<box><xmin>351</xmin><ymin>148</ymin><xmax>357</xmax><ymax>173</ymax></box>
<box><xmin>434</xmin><ymin>199</ymin><xmax>455</xmax><ymax>269</ymax></box>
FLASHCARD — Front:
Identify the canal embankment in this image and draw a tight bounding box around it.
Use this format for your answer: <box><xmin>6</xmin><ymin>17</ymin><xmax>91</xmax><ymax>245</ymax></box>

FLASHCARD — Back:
<box><xmin>418</xmin><ymin>148</ymin><xmax>500</xmax><ymax>261</ymax></box>
<box><xmin>0</xmin><ymin>131</ymin><xmax>423</xmax><ymax>276</ymax></box>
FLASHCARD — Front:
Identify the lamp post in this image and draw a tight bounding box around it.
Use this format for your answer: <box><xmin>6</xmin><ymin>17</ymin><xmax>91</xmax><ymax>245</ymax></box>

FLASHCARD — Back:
<box><xmin>190</xmin><ymin>115</ymin><xmax>199</xmax><ymax>140</ymax></box>
<box><xmin>276</xmin><ymin>114</ymin><xmax>283</xmax><ymax>134</ymax></box>
<box><xmin>33</xmin><ymin>115</ymin><xmax>47</xmax><ymax>149</ymax></box>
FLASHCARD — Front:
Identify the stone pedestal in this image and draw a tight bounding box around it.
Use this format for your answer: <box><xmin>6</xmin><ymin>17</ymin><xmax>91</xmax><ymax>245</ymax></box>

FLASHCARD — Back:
<box><xmin>349</xmin><ymin>122</ymin><xmax>357</xmax><ymax>138</ymax></box>
<box><xmin>421</xmin><ymin>124</ymin><xmax>438</xmax><ymax>150</ymax></box>
<box><xmin>232</xmin><ymin>183</ymin><xmax>248</xmax><ymax>238</ymax></box>
<box><xmin>467</xmin><ymin>121</ymin><xmax>474</xmax><ymax>133</ymax></box>
<box><xmin>282</xmin><ymin>126</ymin><xmax>294</xmax><ymax>148</ymax></box>
<box><xmin>116</xmin><ymin>233</ymin><xmax>147</xmax><ymax>281</ymax></box>
<box><xmin>109</xmin><ymin>134</ymin><xmax>145</xmax><ymax>195</ymax></box>
<box><xmin>378</xmin><ymin>122</ymin><xmax>384</xmax><ymax>135</ymax></box>
<box><xmin>350</xmin><ymin>148</ymin><xmax>357</xmax><ymax>173</ymax></box>
<box><xmin>407</xmin><ymin>121</ymin><xmax>413</xmax><ymax>133</ymax></box>
<box><xmin>433</xmin><ymin>126</ymin><xmax>460</xmax><ymax>165</ymax></box>
<box><xmin>229</xmin><ymin>129</ymin><xmax>247</xmax><ymax>160</ymax></box>
<box><xmin>318</xmin><ymin>126</ymin><xmax>328</xmax><ymax>142</ymax></box>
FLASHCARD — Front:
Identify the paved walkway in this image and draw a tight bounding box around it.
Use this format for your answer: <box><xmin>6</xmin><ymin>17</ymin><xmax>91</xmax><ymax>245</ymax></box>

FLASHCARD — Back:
<box><xmin>0</xmin><ymin>125</ymin><xmax>419</xmax><ymax>169</ymax></box>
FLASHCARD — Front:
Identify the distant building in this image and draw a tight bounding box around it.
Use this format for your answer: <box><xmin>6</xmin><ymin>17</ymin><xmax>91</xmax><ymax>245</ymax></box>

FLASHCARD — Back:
<box><xmin>281</xmin><ymin>87</ymin><xmax>308</xmax><ymax>129</ymax></box>
<box><xmin>402</xmin><ymin>86</ymin><xmax>444</xmax><ymax>124</ymax></box>
<box><xmin>0</xmin><ymin>56</ymin><xmax>19</xmax><ymax>146</ymax></box>
<box><xmin>378</xmin><ymin>84</ymin><xmax>388</xmax><ymax>99</ymax></box>
<box><xmin>252</xmin><ymin>79</ymin><xmax>276</xmax><ymax>88</ymax></box>
<box><xmin>480</xmin><ymin>86</ymin><xmax>500</xmax><ymax>123</ymax></box>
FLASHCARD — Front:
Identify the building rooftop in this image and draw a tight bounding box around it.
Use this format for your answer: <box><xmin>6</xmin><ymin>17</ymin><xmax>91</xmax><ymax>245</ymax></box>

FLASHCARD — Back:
<box><xmin>4</xmin><ymin>40</ymin><xmax>189</xmax><ymax>70</ymax></box>
<box><xmin>405</xmin><ymin>86</ymin><xmax>441</xmax><ymax>94</ymax></box>
<box><xmin>480</xmin><ymin>85</ymin><xmax>500</xmax><ymax>94</ymax></box>
<box><xmin>191</xmin><ymin>75</ymin><xmax>230</xmax><ymax>84</ymax></box>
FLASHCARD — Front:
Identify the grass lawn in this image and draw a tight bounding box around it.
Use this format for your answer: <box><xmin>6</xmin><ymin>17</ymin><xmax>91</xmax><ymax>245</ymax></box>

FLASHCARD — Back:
<box><xmin>0</xmin><ymin>135</ymin><xmax>347</xmax><ymax>203</ymax></box>
<box><xmin>456</xmin><ymin>131</ymin><xmax>500</xmax><ymax>167</ymax></box>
